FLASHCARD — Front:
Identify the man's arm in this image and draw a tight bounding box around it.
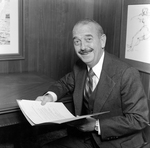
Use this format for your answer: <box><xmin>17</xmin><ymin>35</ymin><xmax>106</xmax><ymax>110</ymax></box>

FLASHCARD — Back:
<box><xmin>36</xmin><ymin>72</ymin><xmax>75</xmax><ymax>104</ymax></box>
<box><xmin>100</xmin><ymin>67</ymin><xmax>149</xmax><ymax>139</ymax></box>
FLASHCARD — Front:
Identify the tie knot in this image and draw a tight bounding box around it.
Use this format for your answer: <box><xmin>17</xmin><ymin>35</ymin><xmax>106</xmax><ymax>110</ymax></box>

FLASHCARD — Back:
<box><xmin>88</xmin><ymin>68</ymin><xmax>94</xmax><ymax>78</ymax></box>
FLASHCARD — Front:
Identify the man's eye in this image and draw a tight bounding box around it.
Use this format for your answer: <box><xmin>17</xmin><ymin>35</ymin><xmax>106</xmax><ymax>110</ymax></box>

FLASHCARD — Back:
<box><xmin>74</xmin><ymin>40</ymin><xmax>80</xmax><ymax>46</ymax></box>
<box><xmin>86</xmin><ymin>38</ymin><xmax>92</xmax><ymax>42</ymax></box>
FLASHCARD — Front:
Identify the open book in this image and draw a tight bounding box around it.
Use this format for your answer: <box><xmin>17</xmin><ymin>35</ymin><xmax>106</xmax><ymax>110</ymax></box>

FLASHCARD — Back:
<box><xmin>17</xmin><ymin>99</ymin><xmax>109</xmax><ymax>126</ymax></box>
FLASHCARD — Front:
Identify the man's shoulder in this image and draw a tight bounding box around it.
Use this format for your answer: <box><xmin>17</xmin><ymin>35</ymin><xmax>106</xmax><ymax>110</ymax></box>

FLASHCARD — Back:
<box><xmin>105</xmin><ymin>52</ymin><xmax>131</xmax><ymax>69</ymax></box>
<box><xmin>104</xmin><ymin>52</ymin><xmax>139</xmax><ymax>76</ymax></box>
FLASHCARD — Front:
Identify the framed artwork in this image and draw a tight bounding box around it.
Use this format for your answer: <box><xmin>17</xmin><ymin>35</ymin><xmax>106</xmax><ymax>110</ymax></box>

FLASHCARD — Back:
<box><xmin>120</xmin><ymin>0</ymin><xmax>150</xmax><ymax>73</ymax></box>
<box><xmin>0</xmin><ymin>0</ymin><xmax>24</xmax><ymax>60</ymax></box>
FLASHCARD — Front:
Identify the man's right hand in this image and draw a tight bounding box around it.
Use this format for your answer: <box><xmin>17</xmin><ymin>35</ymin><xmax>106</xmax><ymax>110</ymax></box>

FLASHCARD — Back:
<box><xmin>36</xmin><ymin>94</ymin><xmax>54</xmax><ymax>105</ymax></box>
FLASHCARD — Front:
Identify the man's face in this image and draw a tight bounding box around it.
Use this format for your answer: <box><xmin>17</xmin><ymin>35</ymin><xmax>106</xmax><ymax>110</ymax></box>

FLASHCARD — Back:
<box><xmin>73</xmin><ymin>23</ymin><xmax>106</xmax><ymax>68</ymax></box>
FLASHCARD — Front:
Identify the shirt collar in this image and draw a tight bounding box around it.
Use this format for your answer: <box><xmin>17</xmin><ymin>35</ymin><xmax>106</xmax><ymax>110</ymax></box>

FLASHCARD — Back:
<box><xmin>87</xmin><ymin>51</ymin><xmax>105</xmax><ymax>79</ymax></box>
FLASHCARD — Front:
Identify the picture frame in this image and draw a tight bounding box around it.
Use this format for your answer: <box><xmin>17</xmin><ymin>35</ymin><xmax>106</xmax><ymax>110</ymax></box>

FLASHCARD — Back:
<box><xmin>120</xmin><ymin>0</ymin><xmax>150</xmax><ymax>73</ymax></box>
<box><xmin>0</xmin><ymin>0</ymin><xmax>24</xmax><ymax>60</ymax></box>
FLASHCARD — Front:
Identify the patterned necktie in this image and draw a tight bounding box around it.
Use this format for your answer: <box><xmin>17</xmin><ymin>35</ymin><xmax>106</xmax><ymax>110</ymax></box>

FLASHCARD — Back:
<box><xmin>84</xmin><ymin>68</ymin><xmax>95</xmax><ymax>101</ymax></box>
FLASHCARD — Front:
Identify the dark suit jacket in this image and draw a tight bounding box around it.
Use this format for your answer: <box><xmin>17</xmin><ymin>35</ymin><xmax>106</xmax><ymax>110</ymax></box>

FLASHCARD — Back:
<box><xmin>48</xmin><ymin>51</ymin><xmax>149</xmax><ymax>148</ymax></box>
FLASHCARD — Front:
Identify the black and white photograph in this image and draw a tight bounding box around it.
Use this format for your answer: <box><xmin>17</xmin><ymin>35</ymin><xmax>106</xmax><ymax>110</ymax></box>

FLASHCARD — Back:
<box><xmin>0</xmin><ymin>0</ymin><xmax>149</xmax><ymax>148</ymax></box>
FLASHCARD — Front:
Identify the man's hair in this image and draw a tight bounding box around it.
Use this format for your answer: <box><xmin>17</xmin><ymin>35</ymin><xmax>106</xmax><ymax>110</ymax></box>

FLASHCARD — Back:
<box><xmin>73</xmin><ymin>19</ymin><xmax>104</xmax><ymax>37</ymax></box>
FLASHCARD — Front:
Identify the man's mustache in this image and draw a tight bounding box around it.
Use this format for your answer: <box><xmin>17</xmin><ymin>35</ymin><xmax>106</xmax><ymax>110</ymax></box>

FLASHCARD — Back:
<box><xmin>78</xmin><ymin>48</ymin><xmax>93</xmax><ymax>54</ymax></box>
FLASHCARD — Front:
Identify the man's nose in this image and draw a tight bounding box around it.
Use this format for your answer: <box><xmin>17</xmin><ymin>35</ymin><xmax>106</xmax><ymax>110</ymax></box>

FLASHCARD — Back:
<box><xmin>80</xmin><ymin>41</ymin><xmax>86</xmax><ymax>50</ymax></box>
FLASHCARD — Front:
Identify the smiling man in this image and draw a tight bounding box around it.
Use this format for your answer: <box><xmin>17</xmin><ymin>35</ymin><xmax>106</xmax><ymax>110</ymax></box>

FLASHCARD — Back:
<box><xmin>73</xmin><ymin>20</ymin><xmax>106</xmax><ymax>68</ymax></box>
<box><xmin>36</xmin><ymin>19</ymin><xmax>149</xmax><ymax>148</ymax></box>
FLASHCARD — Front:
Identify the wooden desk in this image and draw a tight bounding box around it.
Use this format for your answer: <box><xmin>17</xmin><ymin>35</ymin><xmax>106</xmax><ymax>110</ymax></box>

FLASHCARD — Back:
<box><xmin>0</xmin><ymin>72</ymin><xmax>53</xmax><ymax>127</ymax></box>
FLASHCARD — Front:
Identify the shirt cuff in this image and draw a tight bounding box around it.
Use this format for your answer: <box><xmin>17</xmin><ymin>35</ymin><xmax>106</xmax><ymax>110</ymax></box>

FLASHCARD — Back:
<box><xmin>97</xmin><ymin>119</ymin><xmax>101</xmax><ymax>135</ymax></box>
<box><xmin>45</xmin><ymin>91</ymin><xmax>57</xmax><ymax>102</ymax></box>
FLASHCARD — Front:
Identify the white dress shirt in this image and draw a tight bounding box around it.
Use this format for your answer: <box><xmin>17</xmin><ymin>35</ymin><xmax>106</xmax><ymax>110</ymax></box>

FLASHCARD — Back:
<box><xmin>87</xmin><ymin>51</ymin><xmax>104</xmax><ymax>91</ymax></box>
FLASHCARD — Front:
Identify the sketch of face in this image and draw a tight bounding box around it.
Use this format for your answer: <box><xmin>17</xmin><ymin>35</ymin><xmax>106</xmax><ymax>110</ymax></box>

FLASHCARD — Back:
<box><xmin>142</xmin><ymin>8</ymin><xmax>148</xmax><ymax>15</ymax></box>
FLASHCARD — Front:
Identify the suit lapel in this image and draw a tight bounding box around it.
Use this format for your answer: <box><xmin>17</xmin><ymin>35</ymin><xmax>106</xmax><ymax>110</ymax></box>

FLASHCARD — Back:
<box><xmin>73</xmin><ymin>66</ymin><xmax>87</xmax><ymax>115</ymax></box>
<box><xmin>93</xmin><ymin>52</ymin><xmax>116</xmax><ymax>113</ymax></box>
<box><xmin>93</xmin><ymin>70</ymin><xmax>115</xmax><ymax>113</ymax></box>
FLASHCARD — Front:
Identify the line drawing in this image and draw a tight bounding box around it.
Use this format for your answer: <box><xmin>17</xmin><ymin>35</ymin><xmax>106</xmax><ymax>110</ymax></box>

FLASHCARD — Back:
<box><xmin>0</xmin><ymin>0</ymin><xmax>10</xmax><ymax>45</ymax></box>
<box><xmin>127</xmin><ymin>7</ymin><xmax>150</xmax><ymax>51</ymax></box>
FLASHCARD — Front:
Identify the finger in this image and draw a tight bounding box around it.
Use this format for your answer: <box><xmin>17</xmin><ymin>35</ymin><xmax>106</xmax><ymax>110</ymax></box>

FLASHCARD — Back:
<box><xmin>41</xmin><ymin>95</ymin><xmax>53</xmax><ymax>105</ymax></box>
<box><xmin>76</xmin><ymin>126</ymin><xmax>84</xmax><ymax>131</ymax></box>
<box><xmin>41</xmin><ymin>96</ymin><xmax>49</xmax><ymax>105</ymax></box>
<box><xmin>36</xmin><ymin>96</ymin><xmax>43</xmax><ymax>101</ymax></box>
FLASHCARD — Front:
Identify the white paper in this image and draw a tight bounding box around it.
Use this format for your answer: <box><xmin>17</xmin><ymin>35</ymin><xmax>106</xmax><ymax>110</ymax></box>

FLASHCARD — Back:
<box><xmin>17</xmin><ymin>99</ymin><xmax>109</xmax><ymax>126</ymax></box>
<box><xmin>17</xmin><ymin>100</ymin><xmax>74</xmax><ymax>125</ymax></box>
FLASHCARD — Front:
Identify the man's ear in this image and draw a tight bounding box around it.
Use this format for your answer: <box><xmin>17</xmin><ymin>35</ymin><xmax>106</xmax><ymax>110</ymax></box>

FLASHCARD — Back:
<box><xmin>100</xmin><ymin>34</ymin><xmax>106</xmax><ymax>48</ymax></box>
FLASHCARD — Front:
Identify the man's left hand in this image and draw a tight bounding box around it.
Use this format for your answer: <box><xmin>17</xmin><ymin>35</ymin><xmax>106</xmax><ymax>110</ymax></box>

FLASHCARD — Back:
<box><xmin>68</xmin><ymin>117</ymin><xmax>96</xmax><ymax>132</ymax></box>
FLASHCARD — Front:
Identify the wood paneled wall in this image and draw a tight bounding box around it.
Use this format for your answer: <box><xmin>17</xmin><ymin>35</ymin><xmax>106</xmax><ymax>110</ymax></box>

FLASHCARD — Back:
<box><xmin>0</xmin><ymin>0</ymin><xmax>149</xmax><ymax>102</ymax></box>
<box><xmin>0</xmin><ymin>0</ymin><xmax>122</xmax><ymax>79</ymax></box>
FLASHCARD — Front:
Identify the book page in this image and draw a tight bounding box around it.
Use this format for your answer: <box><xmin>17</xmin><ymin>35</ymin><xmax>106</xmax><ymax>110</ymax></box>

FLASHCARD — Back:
<box><xmin>17</xmin><ymin>100</ymin><xmax>75</xmax><ymax>125</ymax></box>
<box><xmin>17</xmin><ymin>100</ymin><xmax>110</xmax><ymax>125</ymax></box>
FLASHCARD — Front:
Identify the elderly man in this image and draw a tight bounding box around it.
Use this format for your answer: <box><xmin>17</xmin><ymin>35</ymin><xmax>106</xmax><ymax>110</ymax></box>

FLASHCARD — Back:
<box><xmin>36</xmin><ymin>19</ymin><xmax>149</xmax><ymax>148</ymax></box>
